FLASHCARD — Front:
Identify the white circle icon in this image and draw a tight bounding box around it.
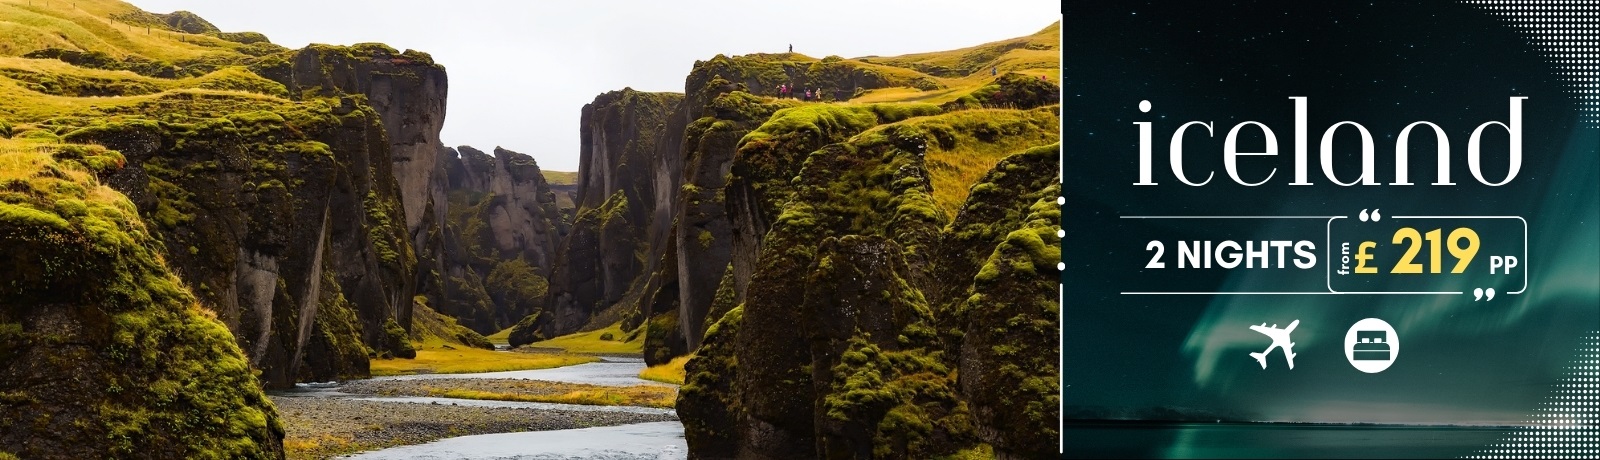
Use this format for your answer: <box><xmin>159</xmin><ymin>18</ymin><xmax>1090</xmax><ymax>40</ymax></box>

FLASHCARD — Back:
<box><xmin>1344</xmin><ymin>318</ymin><xmax>1398</xmax><ymax>373</ymax></box>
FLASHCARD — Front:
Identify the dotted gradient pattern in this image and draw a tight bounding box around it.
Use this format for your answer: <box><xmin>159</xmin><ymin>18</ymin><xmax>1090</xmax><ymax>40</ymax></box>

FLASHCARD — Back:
<box><xmin>1465</xmin><ymin>0</ymin><xmax>1600</xmax><ymax>125</ymax></box>
<box><xmin>1463</xmin><ymin>331</ymin><xmax>1600</xmax><ymax>458</ymax></box>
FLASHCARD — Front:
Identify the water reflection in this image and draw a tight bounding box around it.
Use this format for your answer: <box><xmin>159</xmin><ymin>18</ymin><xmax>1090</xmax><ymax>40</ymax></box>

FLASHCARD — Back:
<box><xmin>341</xmin><ymin>421</ymin><xmax>687</xmax><ymax>460</ymax></box>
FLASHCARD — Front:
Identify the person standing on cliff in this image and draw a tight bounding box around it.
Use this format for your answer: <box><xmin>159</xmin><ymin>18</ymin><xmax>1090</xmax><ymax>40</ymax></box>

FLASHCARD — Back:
<box><xmin>789</xmin><ymin>44</ymin><xmax>793</xmax><ymax>53</ymax></box>
<box><xmin>778</xmin><ymin>83</ymin><xmax>786</xmax><ymax>98</ymax></box>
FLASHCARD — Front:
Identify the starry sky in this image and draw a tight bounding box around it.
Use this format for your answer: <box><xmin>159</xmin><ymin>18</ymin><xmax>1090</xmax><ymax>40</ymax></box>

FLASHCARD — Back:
<box><xmin>1063</xmin><ymin>0</ymin><xmax>1599</xmax><ymax>430</ymax></box>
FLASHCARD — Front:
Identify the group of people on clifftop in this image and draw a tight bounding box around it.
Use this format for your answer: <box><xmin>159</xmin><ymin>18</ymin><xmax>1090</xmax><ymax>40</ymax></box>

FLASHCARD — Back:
<box><xmin>777</xmin><ymin>83</ymin><xmax>827</xmax><ymax>101</ymax></box>
<box><xmin>780</xmin><ymin>44</ymin><xmax>827</xmax><ymax>102</ymax></box>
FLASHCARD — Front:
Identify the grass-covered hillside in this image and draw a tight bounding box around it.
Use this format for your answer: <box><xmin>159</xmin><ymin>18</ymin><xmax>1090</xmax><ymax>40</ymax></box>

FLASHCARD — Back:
<box><xmin>851</xmin><ymin>21</ymin><xmax>1059</xmax><ymax>104</ymax></box>
<box><xmin>0</xmin><ymin>1</ymin><xmax>453</xmax><ymax>455</ymax></box>
<box><xmin>0</xmin><ymin>0</ymin><xmax>450</xmax><ymax>386</ymax></box>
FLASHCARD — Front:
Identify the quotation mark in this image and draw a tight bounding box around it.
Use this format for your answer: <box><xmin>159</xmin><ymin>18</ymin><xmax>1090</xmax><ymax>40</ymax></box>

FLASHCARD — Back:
<box><xmin>1358</xmin><ymin>209</ymin><xmax>1382</xmax><ymax>222</ymax></box>
<box><xmin>1473</xmin><ymin>287</ymin><xmax>1496</xmax><ymax>301</ymax></box>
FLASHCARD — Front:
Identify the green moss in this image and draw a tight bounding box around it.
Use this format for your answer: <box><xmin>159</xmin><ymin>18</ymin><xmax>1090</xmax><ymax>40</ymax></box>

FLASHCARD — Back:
<box><xmin>697</xmin><ymin>228</ymin><xmax>715</xmax><ymax>249</ymax></box>
<box><xmin>644</xmin><ymin>311</ymin><xmax>682</xmax><ymax>364</ymax></box>
<box><xmin>598</xmin><ymin>189</ymin><xmax>629</xmax><ymax>227</ymax></box>
<box><xmin>211</xmin><ymin>31</ymin><xmax>270</xmax><ymax>45</ymax></box>
<box><xmin>942</xmin><ymin>72</ymin><xmax>1061</xmax><ymax>112</ymax></box>
<box><xmin>939</xmin><ymin>443</ymin><xmax>995</xmax><ymax>460</ymax></box>
<box><xmin>821</xmin><ymin>336</ymin><xmax>975</xmax><ymax>458</ymax></box>
<box><xmin>379</xmin><ymin>317</ymin><xmax>416</xmax><ymax>359</ymax></box>
<box><xmin>679</xmin><ymin>305</ymin><xmax>745</xmax><ymax>457</ymax></box>
<box><xmin>408</xmin><ymin>298</ymin><xmax>495</xmax><ymax>351</ymax></box>
<box><xmin>364</xmin><ymin>190</ymin><xmax>404</xmax><ymax>265</ymax></box>
<box><xmin>506</xmin><ymin>311</ymin><xmax>550</xmax><ymax>348</ymax></box>
<box><xmin>738</xmin><ymin>102</ymin><xmax>939</xmax><ymax>146</ymax></box>
<box><xmin>485</xmin><ymin>259</ymin><xmax>549</xmax><ymax>319</ymax></box>
<box><xmin>0</xmin><ymin>151</ymin><xmax>284</xmax><ymax>457</ymax></box>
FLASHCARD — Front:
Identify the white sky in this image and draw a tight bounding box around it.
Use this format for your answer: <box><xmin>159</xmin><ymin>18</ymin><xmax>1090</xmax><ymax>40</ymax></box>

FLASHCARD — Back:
<box><xmin>127</xmin><ymin>1</ymin><xmax>1060</xmax><ymax>171</ymax></box>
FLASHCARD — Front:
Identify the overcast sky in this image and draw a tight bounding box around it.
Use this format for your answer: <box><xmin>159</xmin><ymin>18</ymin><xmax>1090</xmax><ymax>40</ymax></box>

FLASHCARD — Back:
<box><xmin>126</xmin><ymin>1</ymin><xmax>1059</xmax><ymax>171</ymax></box>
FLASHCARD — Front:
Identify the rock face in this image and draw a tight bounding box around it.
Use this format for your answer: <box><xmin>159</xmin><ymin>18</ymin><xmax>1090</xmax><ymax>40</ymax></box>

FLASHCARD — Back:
<box><xmin>0</xmin><ymin>148</ymin><xmax>285</xmax><ymax>458</ymax></box>
<box><xmin>679</xmin><ymin>110</ymin><xmax>1062</xmax><ymax>458</ymax></box>
<box><xmin>521</xmin><ymin>24</ymin><xmax>1063</xmax><ymax>460</ymax></box>
<box><xmin>421</xmin><ymin>145</ymin><xmax>565</xmax><ymax>333</ymax></box>
<box><xmin>258</xmin><ymin>42</ymin><xmax>450</xmax><ymax>288</ymax></box>
<box><xmin>77</xmin><ymin>95</ymin><xmax>415</xmax><ymax>389</ymax></box>
<box><xmin>523</xmin><ymin>53</ymin><xmax>918</xmax><ymax>364</ymax></box>
<box><xmin>531</xmin><ymin>89</ymin><xmax>682</xmax><ymax>347</ymax></box>
<box><xmin>40</xmin><ymin>41</ymin><xmax>451</xmax><ymax>389</ymax></box>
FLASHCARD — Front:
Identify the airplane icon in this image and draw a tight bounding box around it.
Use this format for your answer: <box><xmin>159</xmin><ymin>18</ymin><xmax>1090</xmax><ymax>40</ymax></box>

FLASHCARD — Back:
<box><xmin>1249</xmin><ymin>320</ymin><xmax>1299</xmax><ymax>369</ymax></box>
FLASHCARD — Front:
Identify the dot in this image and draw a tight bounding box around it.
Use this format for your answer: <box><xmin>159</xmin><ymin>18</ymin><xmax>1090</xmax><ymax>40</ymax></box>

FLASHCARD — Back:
<box><xmin>1139</xmin><ymin>100</ymin><xmax>1152</xmax><ymax>112</ymax></box>
<box><xmin>1057</xmin><ymin>197</ymin><xmax>1065</xmax><ymax>205</ymax></box>
<box><xmin>1057</xmin><ymin>262</ymin><xmax>1066</xmax><ymax>271</ymax></box>
<box><xmin>1057</xmin><ymin>229</ymin><xmax>1066</xmax><ymax>238</ymax></box>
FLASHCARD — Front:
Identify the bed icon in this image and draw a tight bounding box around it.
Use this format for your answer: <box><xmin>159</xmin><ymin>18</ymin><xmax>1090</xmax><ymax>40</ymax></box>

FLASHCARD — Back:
<box><xmin>1353</xmin><ymin>330</ymin><xmax>1390</xmax><ymax>361</ymax></box>
<box><xmin>1344</xmin><ymin>318</ymin><xmax>1399</xmax><ymax>373</ymax></box>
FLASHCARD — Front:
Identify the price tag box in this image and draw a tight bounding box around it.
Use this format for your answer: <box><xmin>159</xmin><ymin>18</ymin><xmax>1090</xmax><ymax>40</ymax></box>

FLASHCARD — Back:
<box><xmin>1325</xmin><ymin>215</ymin><xmax>1527</xmax><ymax>295</ymax></box>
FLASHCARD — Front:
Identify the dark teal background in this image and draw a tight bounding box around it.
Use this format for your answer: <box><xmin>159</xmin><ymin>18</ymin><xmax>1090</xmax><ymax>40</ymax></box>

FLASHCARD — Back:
<box><xmin>1063</xmin><ymin>0</ymin><xmax>1600</xmax><ymax>457</ymax></box>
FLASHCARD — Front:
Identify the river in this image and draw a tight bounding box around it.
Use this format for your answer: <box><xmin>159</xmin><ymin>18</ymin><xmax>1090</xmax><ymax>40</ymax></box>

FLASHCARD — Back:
<box><xmin>329</xmin><ymin>356</ymin><xmax>687</xmax><ymax>459</ymax></box>
<box><xmin>370</xmin><ymin>356</ymin><xmax>673</xmax><ymax>387</ymax></box>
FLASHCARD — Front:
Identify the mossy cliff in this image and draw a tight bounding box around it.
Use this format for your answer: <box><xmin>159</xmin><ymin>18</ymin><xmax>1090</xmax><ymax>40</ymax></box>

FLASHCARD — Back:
<box><xmin>420</xmin><ymin>145</ymin><xmax>564</xmax><ymax>334</ymax></box>
<box><xmin>70</xmin><ymin>90</ymin><xmax>415</xmax><ymax>388</ymax></box>
<box><xmin>254</xmin><ymin>41</ymin><xmax>449</xmax><ymax>261</ymax></box>
<box><xmin>681</xmin><ymin>126</ymin><xmax>1060</xmax><ymax>459</ymax></box>
<box><xmin>526</xmin><ymin>89</ymin><xmax>683</xmax><ymax>351</ymax></box>
<box><xmin>0</xmin><ymin>1</ymin><xmax>452</xmax><ymax>389</ymax></box>
<box><xmin>0</xmin><ymin>148</ymin><xmax>284</xmax><ymax>458</ymax></box>
<box><xmin>520</xmin><ymin>52</ymin><xmax>919</xmax><ymax>363</ymax></box>
<box><xmin>675</xmin><ymin>23</ymin><xmax>1061</xmax><ymax>459</ymax></box>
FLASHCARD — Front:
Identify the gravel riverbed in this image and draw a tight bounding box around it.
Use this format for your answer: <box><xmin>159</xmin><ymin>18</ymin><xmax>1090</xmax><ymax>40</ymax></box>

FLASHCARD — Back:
<box><xmin>272</xmin><ymin>378</ymin><xmax>678</xmax><ymax>459</ymax></box>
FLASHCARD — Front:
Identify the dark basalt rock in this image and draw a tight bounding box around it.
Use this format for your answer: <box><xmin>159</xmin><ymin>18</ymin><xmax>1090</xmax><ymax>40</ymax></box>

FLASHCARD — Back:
<box><xmin>0</xmin><ymin>149</ymin><xmax>285</xmax><ymax>458</ymax></box>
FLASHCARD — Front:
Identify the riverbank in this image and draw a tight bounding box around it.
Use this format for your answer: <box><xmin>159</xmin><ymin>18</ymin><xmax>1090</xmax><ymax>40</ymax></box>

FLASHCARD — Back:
<box><xmin>277</xmin><ymin>355</ymin><xmax>683</xmax><ymax>459</ymax></box>
<box><xmin>274</xmin><ymin>394</ymin><xmax>675</xmax><ymax>460</ymax></box>
<box><xmin>369</xmin><ymin>346</ymin><xmax>598</xmax><ymax>376</ymax></box>
<box><xmin>344</xmin><ymin>377</ymin><xmax>676</xmax><ymax>408</ymax></box>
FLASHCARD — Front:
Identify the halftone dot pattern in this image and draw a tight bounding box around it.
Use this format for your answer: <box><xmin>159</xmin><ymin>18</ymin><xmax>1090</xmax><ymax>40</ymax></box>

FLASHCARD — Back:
<box><xmin>1462</xmin><ymin>331</ymin><xmax>1600</xmax><ymax>459</ymax></box>
<box><xmin>1464</xmin><ymin>0</ymin><xmax>1600</xmax><ymax>125</ymax></box>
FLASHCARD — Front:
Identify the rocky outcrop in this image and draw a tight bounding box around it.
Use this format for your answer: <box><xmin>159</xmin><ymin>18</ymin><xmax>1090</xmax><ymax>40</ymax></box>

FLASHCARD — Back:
<box><xmin>420</xmin><ymin>145</ymin><xmax>565</xmax><ymax>333</ymax></box>
<box><xmin>525</xmin><ymin>53</ymin><xmax>928</xmax><ymax>363</ymax></box>
<box><xmin>679</xmin><ymin>110</ymin><xmax>1061</xmax><ymax>458</ymax></box>
<box><xmin>0</xmin><ymin>147</ymin><xmax>284</xmax><ymax>458</ymax></box>
<box><xmin>254</xmin><ymin>43</ymin><xmax>449</xmax><ymax>290</ymax></box>
<box><xmin>941</xmin><ymin>71</ymin><xmax>1063</xmax><ymax>112</ymax></box>
<box><xmin>76</xmin><ymin>40</ymin><xmax>460</xmax><ymax>385</ymax></box>
<box><xmin>533</xmin><ymin>89</ymin><xmax>682</xmax><ymax>343</ymax></box>
<box><xmin>943</xmin><ymin>146</ymin><xmax>1062</xmax><ymax>459</ymax></box>
<box><xmin>71</xmin><ymin>95</ymin><xmax>415</xmax><ymax>389</ymax></box>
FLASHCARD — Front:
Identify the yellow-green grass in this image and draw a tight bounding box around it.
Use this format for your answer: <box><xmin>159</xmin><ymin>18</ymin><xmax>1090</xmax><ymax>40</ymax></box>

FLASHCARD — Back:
<box><xmin>284</xmin><ymin>434</ymin><xmax>367</xmax><ymax>460</ymax></box>
<box><xmin>857</xmin><ymin>107</ymin><xmax>1060</xmax><ymax>218</ymax></box>
<box><xmin>0</xmin><ymin>57</ymin><xmax>290</xmax><ymax>121</ymax></box>
<box><xmin>863</xmin><ymin>20</ymin><xmax>1059</xmax><ymax>80</ymax></box>
<box><xmin>369</xmin><ymin>347</ymin><xmax>597</xmax><ymax>376</ymax></box>
<box><xmin>484</xmin><ymin>326</ymin><xmax>513</xmax><ymax>346</ymax></box>
<box><xmin>638</xmin><ymin>355</ymin><xmax>690</xmax><ymax>385</ymax></box>
<box><xmin>940</xmin><ymin>443</ymin><xmax>996</xmax><ymax>460</ymax></box>
<box><xmin>0</xmin><ymin>1</ymin><xmax>299</xmax><ymax>127</ymax></box>
<box><xmin>421</xmin><ymin>383</ymin><xmax>677</xmax><ymax>409</ymax></box>
<box><xmin>847</xmin><ymin>21</ymin><xmax>1059</xmax><ymax>105</ymax></box>
<box><xmin>0</xmin><ymin>0</ymin><xmax>251</xmax><ymax>62</ymax></box>
<box><xmin>541</xmin><ymin>170</ymin><xmax>578</xmax><ymax>186</ymax></box>
<box><xmin>530</xmin><ymin>321</ymin><xmax>643</xmax><ymax>354</ymax></box>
